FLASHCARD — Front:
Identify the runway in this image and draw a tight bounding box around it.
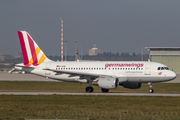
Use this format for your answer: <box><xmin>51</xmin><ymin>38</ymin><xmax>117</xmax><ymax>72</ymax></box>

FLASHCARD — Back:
<box><xmin>0</xmin><ymin>91</ymin><xmax>180</xmax><ymax>96</ymax></box>
<box><xmin>0</xmin><ymin>71</ymin><xmax>180</xmax><ymax>96</ymax></box>
<box><xmin>0</xmin><ymin>71</ymin><xmax>58</xmax><ymax>82</ymax></box>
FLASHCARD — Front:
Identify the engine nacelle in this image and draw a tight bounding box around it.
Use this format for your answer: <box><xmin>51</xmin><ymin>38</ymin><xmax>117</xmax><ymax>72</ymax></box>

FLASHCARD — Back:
<box><xmin>98</xmin><ymin>77</ymin><xmax>119</xmax><ymax>89</ymax></box>
<box><xmin>121</xmin><ymin>82</ymin><xmax>142</xmax><ymax>89</ymax></box>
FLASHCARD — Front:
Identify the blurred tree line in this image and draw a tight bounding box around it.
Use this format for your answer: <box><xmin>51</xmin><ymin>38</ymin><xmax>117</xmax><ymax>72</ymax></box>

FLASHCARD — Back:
<box><xmin>48</xmin><ymin>52</ymin><xmax>149</xmax><ymax>61</ymax></box>
<box><xmin>1</xmin><ymin>52</ymin><xmax>149</xmax><ymax>65</ymax></box>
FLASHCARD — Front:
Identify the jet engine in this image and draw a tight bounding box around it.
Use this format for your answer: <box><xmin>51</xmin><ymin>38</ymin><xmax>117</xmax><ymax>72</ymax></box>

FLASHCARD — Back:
<box><xmin>120</xmin><ymin>82</ymin><xmax>142</xmax><ymax>89</ymax></box>
<box><xmin>98</xmin><ymin>76</ymin><xmax>119</xmax><ymax>89</ymax></box>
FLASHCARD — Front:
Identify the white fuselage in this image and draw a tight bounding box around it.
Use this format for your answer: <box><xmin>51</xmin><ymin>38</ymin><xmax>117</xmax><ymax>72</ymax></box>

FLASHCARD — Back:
<box><xmin>15</xmin><ymin>31</ymin><xmax>177</xmax><ymax>92</ymax></box>
<box><xmin>16</xmin><ymin>61</ymin><xmax>177</xmax><ymax>83</ymax></box>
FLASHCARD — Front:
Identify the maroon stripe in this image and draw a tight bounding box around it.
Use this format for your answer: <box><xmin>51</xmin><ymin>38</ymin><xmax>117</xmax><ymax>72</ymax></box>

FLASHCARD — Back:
<box><xmin>26</xmin><ymin>32</ymin><xmax>38</xmax><ymax>66</ymax></box>
<box><xmin>18</xmin><ymin>31</ymin><xmax>29</xmax><ymax>66</ymax></box>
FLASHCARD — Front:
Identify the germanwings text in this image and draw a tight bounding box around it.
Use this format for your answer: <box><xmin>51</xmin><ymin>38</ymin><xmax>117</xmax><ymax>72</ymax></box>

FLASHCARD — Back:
<box><xmin>105</xmin><ymin>63</ymin><xmax>144</xmax><ymax>68</ymax></box>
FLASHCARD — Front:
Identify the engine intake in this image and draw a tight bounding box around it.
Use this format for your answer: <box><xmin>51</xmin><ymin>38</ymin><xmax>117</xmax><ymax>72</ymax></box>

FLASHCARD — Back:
<box><xmin>98</xmin><ymin>76</ymin><xmax>119</xmax><ymax>89</ymax></box>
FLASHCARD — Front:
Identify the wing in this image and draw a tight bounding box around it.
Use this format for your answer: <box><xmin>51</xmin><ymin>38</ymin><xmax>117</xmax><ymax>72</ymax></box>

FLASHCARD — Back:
<box><xmin>44</xmin><ymin>68</ymin><xmax>99</xmax><ymax>77</ymax></box>
<box><xmin>44</xmin><ymin>68</ymin><xmax>127</xmax><ymax>83</ymax></box>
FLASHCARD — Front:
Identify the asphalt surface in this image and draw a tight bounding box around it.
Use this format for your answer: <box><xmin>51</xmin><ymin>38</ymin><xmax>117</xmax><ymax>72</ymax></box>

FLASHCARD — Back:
<box><xmin>0</xmin><ymin>71</ymin><xmax>58</xmax><ymax>81</ymax></box>
<box><xmin>0</xmin><ymin>91</ymin><xmax>180</xmax><ymax>96</ymax></box>
<box><xmin>0</xmin><ymin>71</ymin><xmax>180</xmax><ymax>96</ymax></box>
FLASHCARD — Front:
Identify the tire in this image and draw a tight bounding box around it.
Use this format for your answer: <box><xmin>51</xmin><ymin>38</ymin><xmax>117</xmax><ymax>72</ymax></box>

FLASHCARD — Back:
<box><xmin>149</xmin><ymin>89</ymin><xmax>154</xmax><ymax>93</ymax></box>
<box><xmin>101</xmin><ymin>88</ymin><xmax>109</xmax><ymax>92</ymax></box>
<box><xmin>86</xmin><ymin>87</ymin><xmax>94</xmax><ymax>92</ymax></box>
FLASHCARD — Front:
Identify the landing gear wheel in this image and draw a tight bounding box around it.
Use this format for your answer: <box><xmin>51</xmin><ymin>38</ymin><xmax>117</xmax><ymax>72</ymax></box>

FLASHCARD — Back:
<box><xmin>86</xmin><ymin>87</ymin><xmax>94</xmax><ymax>92</ymax></box>
<box><xmin>101</xmin><ymin>88</ymin><xmax>109</xmax><ymax>92</ymax></box>
<box><xmin>149</xmin><ymin>89</ymin><xmax>154</xmax><ymax>93</ymax></box>
<box><xmin>148</xmin><ymin>82</ymin><xmax>154</xmax><ymax>93</ymax></box>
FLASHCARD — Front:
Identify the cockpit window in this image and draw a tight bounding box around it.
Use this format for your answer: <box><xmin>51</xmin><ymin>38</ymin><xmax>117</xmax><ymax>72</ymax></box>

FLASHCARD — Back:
<box><xmin>157</xmin><ymin>67</ymin><xmax>169</xmax><ymax>70</ymax></box>
<box><xmin>164</xmin><ymin>67</ymin><xmax>169</xmax><ymax>70</ymax></box>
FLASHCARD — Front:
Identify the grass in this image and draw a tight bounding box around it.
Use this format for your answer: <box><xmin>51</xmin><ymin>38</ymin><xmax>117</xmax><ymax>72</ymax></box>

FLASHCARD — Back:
<box><xmin>0</xmin><ymin>81</ymin><xmax>180</xmax><ymax>93</ymax></box>
<box><xmin>0</xmin><ymin>81</ymin><xmax>180</xmax><ymax>119</ymax></box>
<box><xmin>0</xmin><ymin>95</ymin><xmax>180</xmax><ymax>119</ymax></box>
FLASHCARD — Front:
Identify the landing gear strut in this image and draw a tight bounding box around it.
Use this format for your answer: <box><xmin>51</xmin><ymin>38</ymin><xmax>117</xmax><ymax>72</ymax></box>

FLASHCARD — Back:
<box><xmin>148</xmin><ymin>82</ymin><xmax>154</xmax><ymax>93</ymax></box>
<box><xmin>85</xmin><ymin>81</ymin><xmax>94</xmax><ymax>92</ymax></box>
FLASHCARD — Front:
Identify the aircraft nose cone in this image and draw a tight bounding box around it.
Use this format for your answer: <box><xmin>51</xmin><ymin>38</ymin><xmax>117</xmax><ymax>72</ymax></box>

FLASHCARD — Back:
<box><xmin>170</xmin><ymin>71</ymin><xmax>177</xmax><ymax>80</ymax></box>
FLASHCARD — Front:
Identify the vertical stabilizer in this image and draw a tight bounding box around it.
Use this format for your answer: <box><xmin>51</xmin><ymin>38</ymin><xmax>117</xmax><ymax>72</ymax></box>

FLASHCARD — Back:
<box><xmin>18</xmin><ymin>31</ymin><xmax>50</xmax><ymax>66</ymax></box>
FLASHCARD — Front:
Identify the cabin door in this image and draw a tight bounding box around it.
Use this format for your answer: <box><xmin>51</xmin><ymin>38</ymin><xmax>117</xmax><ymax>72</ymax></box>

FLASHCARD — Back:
<box><xmin>145</xmin><ymin>63</ymin><xmax>151</xmax><ymax>75</ymax></box>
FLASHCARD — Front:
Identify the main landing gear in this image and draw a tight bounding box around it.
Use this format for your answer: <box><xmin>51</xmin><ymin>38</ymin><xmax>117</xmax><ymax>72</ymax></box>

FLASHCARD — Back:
<box><xmin>101</xmin><ymin>88</ymin><xmax>109</xmax><ymax>92</ymax></box>
<box><xmin>148</xmin><ymin>82</ymin><xmax>154</xmax><ymax>93</ymax></box>
<box><xmin>86</xmin><ymin>87</ymin><xmax>94</xmax><ymax>92</ymax></box>
<box><xmin>85</xmin><ymin>81</ymin><xmax>94</xmax><ymax>92</ymax></box>
<box><xmin>85</xmin><ymin>81</ymin><xmax>110</xmax><ymax>93</ymax></box>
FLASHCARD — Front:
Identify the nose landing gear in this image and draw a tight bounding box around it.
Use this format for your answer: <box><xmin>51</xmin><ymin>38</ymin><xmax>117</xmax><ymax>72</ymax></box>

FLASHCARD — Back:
<box><xmin>148</xmin><ymin>82</ymin><xmax>154</xmax><ymax>93</ymax></box>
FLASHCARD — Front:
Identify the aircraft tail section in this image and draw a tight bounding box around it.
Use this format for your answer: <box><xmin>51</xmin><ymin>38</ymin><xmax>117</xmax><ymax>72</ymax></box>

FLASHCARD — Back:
<box><xmin>18</xmin><ymin>31</ymin><xmax>50</xmax><ymax>66</ymax></box>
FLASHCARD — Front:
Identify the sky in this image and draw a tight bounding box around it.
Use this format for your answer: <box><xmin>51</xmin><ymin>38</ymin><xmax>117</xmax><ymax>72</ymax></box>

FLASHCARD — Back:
<box><xmin>0</xmin><ymin>0</ymin><xmax>180</xmax><ymax>57</ymax></box>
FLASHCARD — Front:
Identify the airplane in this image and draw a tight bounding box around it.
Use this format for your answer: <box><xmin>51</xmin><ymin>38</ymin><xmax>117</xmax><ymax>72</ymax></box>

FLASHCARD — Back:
<box><xmin>13</xmin><ymin>31</ymin><xmax>177</xmax><ymax>93</ymax></box>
